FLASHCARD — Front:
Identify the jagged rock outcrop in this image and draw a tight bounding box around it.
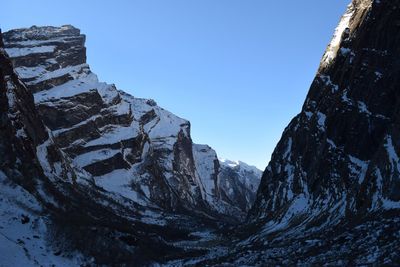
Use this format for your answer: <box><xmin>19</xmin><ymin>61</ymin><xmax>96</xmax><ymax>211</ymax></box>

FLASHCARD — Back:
<box><xmin>195</xmin><ymin>0</ymin><xmax>400</xmax><ymax>265</ymax></box>
<box><xmin>202</xmin><ymin>0</ymin><xmax>400</xmax><ymax>266</ymax></box>
<box><xmin>251</xmin><ymin>0</ymin><xmax>400</xmax><ymax>227</ymax></box>
<box><xmin>3</xmin><ymin>25</ymin><xmax>261</xmax><ymax>221</ymax></box>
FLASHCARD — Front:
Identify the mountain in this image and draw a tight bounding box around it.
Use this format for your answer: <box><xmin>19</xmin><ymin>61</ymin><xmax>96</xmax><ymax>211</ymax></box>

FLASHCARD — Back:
<box><xmin>251</xmin><ymin>0</ymin><xmax>400</xmax><ymax>229</ymax></box>
<box><xmin>197</xmin><ymin>0</ymin><xmax>400</xmax><ymax>265</ymax></box>
<box><xmin>3</xmin><ymin>25</ymin><xmax>261</xmax><ymax>222</ymax></box>
<box><xmin>1</xmin><ymin>28</ymin><xmax>257</xmax><ymax>266</ymax></box>
<box><xmin>2</xmin><ymin>0</ymin><xmax>400</xmax><ymax>265</ymax></box>
<box><xmin>0</xmin><ymin>25</ymin><xmax>264</xmax><ymax>266</ymax></box>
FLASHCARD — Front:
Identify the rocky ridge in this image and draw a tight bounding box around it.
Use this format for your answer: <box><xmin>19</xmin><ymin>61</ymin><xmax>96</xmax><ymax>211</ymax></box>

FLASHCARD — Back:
<box><xmin>0</xmin><ymin>31</ymin><xmax>251</xmax><ymax>265</ymax></box>
<box><xmin>197</xmin><ymin>0</ymin><xmax>400</xmax><ymax>265</ymax></box>
<box><xmin>3</xmin><ymin>25</ymin><xmax>261</xmax><ymax>221</ymax></box>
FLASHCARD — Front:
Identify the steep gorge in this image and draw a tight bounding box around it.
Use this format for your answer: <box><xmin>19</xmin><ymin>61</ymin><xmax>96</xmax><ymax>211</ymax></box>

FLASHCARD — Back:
<box><xmin>1</xmin><ymin>0</ymin><xmax>400</xmax><ymax>265</ymax></box>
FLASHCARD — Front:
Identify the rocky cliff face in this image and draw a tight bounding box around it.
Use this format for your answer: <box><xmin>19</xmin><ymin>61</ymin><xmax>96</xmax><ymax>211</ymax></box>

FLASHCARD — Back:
<box><xmin>1</xmin><ymin>30</ymin><xmax>250</xmax><ymax>265</ymax></box>
<box><xmin>3</xmin><ymin>0</ymin><xmax>400</xmax><ymax>265</ymax></box>
<box><xmin>205</xmin><ymin>0</ymin><xmax>399</xmax><ymax>265</ymax></box>
<box><xmin>0</xmin><ymin>29</ymin><xmax>92</xmax><ymax>265</ymax></box>
<box><xmin>3</xmin><ymin>25</ymin><xmax>261</xmax><ymax>221</ymax></box>
<box><xmin>251</xmin><ymin>0</ymin><xmax>400</xmax><ymax>226</ymax></box>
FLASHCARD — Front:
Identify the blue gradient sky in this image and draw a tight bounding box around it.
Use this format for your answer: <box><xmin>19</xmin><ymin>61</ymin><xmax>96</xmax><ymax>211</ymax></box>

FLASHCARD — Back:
<box><xmin>2</xmin><ymin>0</ymin><xmax>349</xmax><ymax>169</ymax></box>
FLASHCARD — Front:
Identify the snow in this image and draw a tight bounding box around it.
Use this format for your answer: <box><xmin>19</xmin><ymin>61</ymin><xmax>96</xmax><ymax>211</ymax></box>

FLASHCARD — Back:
<box><xmin>16</xmin><ymin>128</ymin><xmax>28</xmax><ymax>139</ymax></box>
<box><xmin>282</xmin><ymin>138</ymin><xmax>292</xmax><ymax>160</ymax></box>
<box><xmin>219</xmin><ymin>158</ymin><xmax>262</xmax><ymax>177</ymax></box>
<box><xmin>34</xmin><ymin>72</ymin><xmax>99</xmax><ymax>103</ymax></box>
<box><xmin>0</xmin><ymin>171</ymin><xmax>84</xmax><ymax>266</ymax></box>
<box><xmin>320</xmin><ymin>75</ymin><xmax>339</xmax><ymax>93</ymax></box>
<box><xmin>327</xmin><ymin>139</ymin><xmax>337</xmax><ymax>149</ymax></box>
<box><xmin>317</xmin><ymin>112</ymin><xmax>326</xmax><ymax>129</ymax></box>
<box><xmin>83</xmin><ymin>121</ymin><xmax>141</xmax><ymax>147</ymax></box>
<box><xmin>371</xmin><ymin>161</ymin><xmax>400</xmax><ymax>211</ymax></box>
<box><xmin>348</xmin><ymin>155</ymin><xmax>369</xmax><ymax>184</ymax></box>
<box><xmin>28</xmin><ymin>64</ymin><xmax>89</xmax><ymax>85</ymax></box>
<box><xmin>121</xmin><ymin>95</ymin><xmax>153</xmax><ymax>118</ymax></box>
<box><xmin>357</xmin><ymin>101</ymin><xmax>372</xmax><ymax>116</ymax></box>
<box><xmin>342</xmin><ymin>90</ymin><xmax>351</xmax><ymax>104</ymax></box>
<box><xmin>139</xmin><ymin>210</ymin><xmax>167</xmax><ymax>226</ymax></box>
<box><xmin>382</xmin><ymin>199</ymin><xmax>400</xmax><ymax>209</ymax></box>
<box><xmin>262</xmin><ymin>193</ymin><xmax>309</xmax><ymax>234</ymax></box>
<box><xmin>193</xmin><ymin>144</ymin><xmax>218</xmax><ymax>203</ymax></box>
<box><xmin>5</xmin><ymin>46</ymin><xmax>56</xmax><ymax>57</ymax></box>
<box><xmin>94</xmin><ymin>169</ymin><xmax>147</xmax><ymax>206</ymax></box>
<box><xmin>146</xmin><ymin>108</ymin><xmax>188</xmax><ymax>140</ymax></box>
<box><xmin>73</xmin><ymin>149</ymin><xmax>120</xmax><ymax>167</ymax></box>
<box><xmin>374</xmin><ymin>71</ymin><xmax>383</xmax><ymax>81</ymax></box>
<box><xmin>287</xmin><ymin>193</ymin><xmax>309</xmax><ymax>215</ymax></box>
<box><xmin>322</xmin><ymin>3</ymin><xmax>354</xmax><ymax>66</ymax></box>
<box><xmin>15</xmin><ymin>66</ymin><xmax>47</xmax><ymax>79</ymax></box>
<box><xmin>141</xmin><ymin>185</ymin><xmax>151</xmax><ymax>199</ymax></box>
<box><xmin>96</xmin><ymin>83</ymin><xmax>120</xmax><ymax>105</ymax></box>
<box><xmin>219</xmin><ymin>158</ymin><xmax>262</xmax><ymax>192</ymax></box>
<box><xmin>305</xmin><ymin>111</ymin><xmax>313</xmax><ymax>120</ymax></box>
<box><xmin>284</xmin><ymin>163</ymin><xmax>295</xmax><ymax>200</ymax></box>
<box><xmin>384</xmin><ymin>135</ymin><xmax>400</xmax><ymax>174</ymax></box>
<box><xmin>6</xmin><ymin>82</ymin><xmax>17</xmax><ymax>109</ymax></box>
<box><xmin>340</xmin><ymin>47</ymin><xmax>352</xmax><ymax>56</ymax></box>
<box><xmin>36</xmin><ymin>139</ymin><xmax>53</xmax><ymax>178</ymax></box>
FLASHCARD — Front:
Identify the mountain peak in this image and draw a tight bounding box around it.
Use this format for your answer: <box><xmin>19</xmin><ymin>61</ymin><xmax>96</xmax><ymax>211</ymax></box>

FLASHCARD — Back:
<box><xmin>3</xmin><ymin>24</ymin><xmax>261</xmax><ymax>221</ymax></box>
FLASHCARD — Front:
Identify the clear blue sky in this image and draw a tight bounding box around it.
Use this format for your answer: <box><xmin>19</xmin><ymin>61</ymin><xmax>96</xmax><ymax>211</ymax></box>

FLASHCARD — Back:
<box><xmin>2</xmin><ymin>0</ymin><xmax>349</xmax><ymax>170</ymax></box>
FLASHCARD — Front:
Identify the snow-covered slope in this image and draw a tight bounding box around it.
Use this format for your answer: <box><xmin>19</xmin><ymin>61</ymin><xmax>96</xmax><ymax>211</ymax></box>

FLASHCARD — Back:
<box><xmin>3</xmin><ymin>25</ymin><xmax>261</xmax><ymax>221</ymax></box>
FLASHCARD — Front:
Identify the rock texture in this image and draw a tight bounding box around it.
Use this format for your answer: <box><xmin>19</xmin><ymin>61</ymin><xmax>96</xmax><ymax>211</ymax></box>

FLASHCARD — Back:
<box><xmin>3</xmin><ymin>25</ymin><xmax>261</xmax><ymax>221</ymax></box>
<box><xmin>251</xmin><ymin>0</ymin><xmax>400</xmax><ymax>227</ymax></box>
<box><xmin>199</xmin><ymin>0</ymin><xmax>400</xmax><ymax>265</ymax></box>
<box><xmin>0</xmin><ymin>30</ymin><xmax>248</xmax><ymax>266</ymax></box>
<box><xmin>3</xmin><ymin>0</ymin><xmax>400</xmax><ymax>265</ymax></box>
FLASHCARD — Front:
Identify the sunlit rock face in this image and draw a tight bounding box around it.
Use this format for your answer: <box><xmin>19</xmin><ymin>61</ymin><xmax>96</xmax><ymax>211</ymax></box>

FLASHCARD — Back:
<box><xmin>3</xmin><ymin>25</ymin><xmax>261</xmax><ymax>221</ymax></box>
<box><xmin>1</xmin><ymin>28</ymin><xmax>262</xmax><ymax>266</ymax></box>
<box><xmin>0</xmin><ymin>30</ymin><xmax>89</xmax><ymax>266</ymax></box>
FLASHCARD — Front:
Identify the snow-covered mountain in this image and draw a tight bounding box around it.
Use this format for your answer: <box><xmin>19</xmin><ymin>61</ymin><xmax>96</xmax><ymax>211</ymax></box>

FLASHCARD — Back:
<box><xmin>1</xmin><ymin>32</ymin><xmax>258</xmax><ymax>265</ymax></box>
<box><xmin>198</xmin><ymin>0</ymin><xmax>400</xmax><ymax>265</ymax></box>
<box><xmin>3</xmin><ymin>25</ymin><xmax>261</xmax><ymax>221</ymax></box>
<box><xmin>1</xmin><ymin>0</ymin><xmax>400</xmax><ymax>265</ymax></box>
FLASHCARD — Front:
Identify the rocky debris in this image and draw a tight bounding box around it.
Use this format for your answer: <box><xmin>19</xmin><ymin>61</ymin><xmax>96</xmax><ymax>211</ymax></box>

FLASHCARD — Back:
<box><xmin>4</xmin><ymin>25</ymin><xmax>261</xmax><ymax>221</ymax></box>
